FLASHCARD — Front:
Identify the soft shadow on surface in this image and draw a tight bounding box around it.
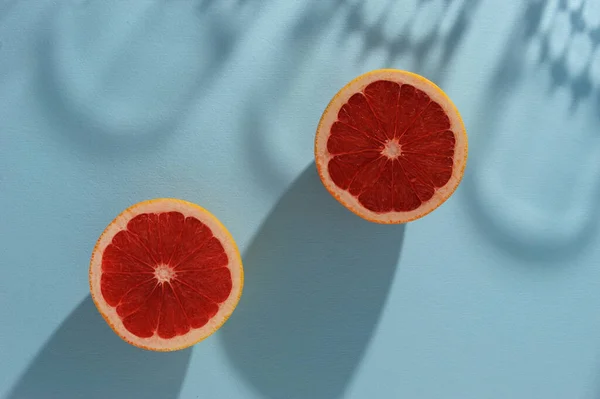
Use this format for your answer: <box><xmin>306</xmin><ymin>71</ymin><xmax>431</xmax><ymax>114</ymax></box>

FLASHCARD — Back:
<box><xmin>7</xmin><ymin>297</ymin><xmax>191</xmax><ymax>399</ymax></box>
<box><xmin>0</xmin><ymin>0</ymin><xmax>19</xmax><ymax>23</ymax></box>
<box><xmin>463</xmin><ymin>0</ymin><xmax>600</xmax><ymax>262</ymax></box>
<box><xmin>464</xmin><ymin>170</ymin><xmax>599</xmax><ymax>263</ymax></box>
<box><xmin>245</xmin><ymin>0</ymin><xmax>481</xmax><ymax>195</ymax></box>
<box><xmin>198</xmin><ymin>0</ymin><xmax>255</xmax><ymax>13</ymax></box>
<box><xmin>221</xmin><ymin>165</ymin><xmax>405</xmax><ymax>399</ymax></box>
<box><xmin>34</xmin><ymin>0</ymin><xmax>258</xmax><ymax>157</ymax></box>
<box><xmin>242</xmin><ymin>0</ymin><xmax>347</xmax><ymax>193</ymax></box>
<box><xmin>518</xmin><ymin>0</ymin><xmax>600</xmax><ymax>108</ymax></box>
<box><xmin>341</xmin><ymin>0</ymin><xmax>482</xmax><ymax>80</ymax></box>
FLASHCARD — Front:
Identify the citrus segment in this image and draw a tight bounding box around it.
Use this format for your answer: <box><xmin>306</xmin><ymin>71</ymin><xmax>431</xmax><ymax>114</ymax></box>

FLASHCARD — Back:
<box><xmin>315</xmin><ymin>69</ymin><xmax>468</xmax><ymax>223</ymax></box>
<box><xmin>90</xmin><ymin>199</ymin><xmax>243</xmax><ymax>351</ymax></box>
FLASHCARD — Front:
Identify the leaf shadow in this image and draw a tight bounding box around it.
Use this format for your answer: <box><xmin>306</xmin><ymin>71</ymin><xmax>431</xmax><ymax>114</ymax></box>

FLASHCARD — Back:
<box><xmin>341</xmin><ymin>0</ymin><xmax>482</xmax><ymax>80</ymax></box>
<box><xmin>220</xmin><ymin>165</ymin><xmax>405</xmax><ymax>399</ymax></box>
<box><xmin>6</xmin><ymin>296</ymin><xmax>192</xmax><ymax>399</ymax></box>
<box><xmin>462</xmin><ymin>0</ymin><xmax>600</xmax><ymax>263</ymax></box>
<box><xmin>244</xmin><ymin>0</ymin><xmax>482</xmax><ymax>195</ymax></box>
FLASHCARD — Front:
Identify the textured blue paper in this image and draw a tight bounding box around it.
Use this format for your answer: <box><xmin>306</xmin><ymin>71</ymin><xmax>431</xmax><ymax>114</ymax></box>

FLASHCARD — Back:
<box><xmin>2</xmin><ymin>1</ymin><xmax>600</xmax><ymax>398</ymax></box>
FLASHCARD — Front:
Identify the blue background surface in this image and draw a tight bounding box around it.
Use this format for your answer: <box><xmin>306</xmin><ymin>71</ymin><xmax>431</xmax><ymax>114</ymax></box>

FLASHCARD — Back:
<box><xmin>2</xmin><ymin>0</ymin><xmax>600</xmax><ymax>398</ymax></box>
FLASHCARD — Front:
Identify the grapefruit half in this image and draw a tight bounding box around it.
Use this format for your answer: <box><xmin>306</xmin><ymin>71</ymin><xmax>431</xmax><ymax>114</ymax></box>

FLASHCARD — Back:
<box><xmin>89</xmin><ymin>198</ymin><xmax>243</xmax><ymax>351</ymax></box>
<box><xmin>315</xmin><ymin>69</ymin><xmax>468</xmax><ymax>224</ymax></box>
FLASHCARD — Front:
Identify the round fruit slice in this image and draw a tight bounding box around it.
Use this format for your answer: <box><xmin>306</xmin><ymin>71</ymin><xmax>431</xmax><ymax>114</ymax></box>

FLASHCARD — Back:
<box><xmin>315</xmin><ymin>69</ymin><xmax>468</xmax><ymax>224</ymax></box>
<box><xmin>89</xmin><ymin>198</ymin><xmax>243</xmax><ymax>351</ymax></box>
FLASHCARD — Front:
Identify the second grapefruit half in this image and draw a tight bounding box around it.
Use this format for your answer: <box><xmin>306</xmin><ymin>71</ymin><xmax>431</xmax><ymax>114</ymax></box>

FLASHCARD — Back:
<box><xmin>315</xmin><ymin>69</ymin><xmax>468</xmax><ymax>224</ymax></box>
<box><xmin>89</xmin><ymin>198</ymin><xmax>243</xmax><ymax>351</ymax></box>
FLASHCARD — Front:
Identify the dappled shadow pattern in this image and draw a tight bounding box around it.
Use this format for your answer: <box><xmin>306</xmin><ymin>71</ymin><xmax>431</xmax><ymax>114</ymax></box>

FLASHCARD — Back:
<box><xmin>244</xmin><ymin>0</ymin><xmax>481</xmax><ymax>194</ymax></box>
<box><xmin>341</xmin><ymin>0</ymin><xmax>482</xmax><ymax>81</ymax></box>
<box><xmin>7</xmin><ymin>297</ymin><xmax>191</xmax><ymax>399</ymax></box>
<box><xmin>463</xmin><ymin>0</ymin><xmax>600</xmax><ymax>262</ymax></box>
<box><xmin>519</xmin><ymin>0</ymin><xmax>600</xmax><ymax>108</ymax></box>
<box><xmin>221</xmin><ymin>165</ymin><xmax>404</xmax><ymax>399</ymax></box>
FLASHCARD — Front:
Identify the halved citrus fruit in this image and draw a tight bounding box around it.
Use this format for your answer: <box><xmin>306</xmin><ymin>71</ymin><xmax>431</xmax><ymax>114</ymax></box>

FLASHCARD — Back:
<box><xmin>89</xmin><ymin>198</ymin><xmax>243</xmax><ymax>351</ymax></box>
<box><xmin>315</xmin><ymin>69</ymin><xmax>468</xmax><ymax>224</ymax></box>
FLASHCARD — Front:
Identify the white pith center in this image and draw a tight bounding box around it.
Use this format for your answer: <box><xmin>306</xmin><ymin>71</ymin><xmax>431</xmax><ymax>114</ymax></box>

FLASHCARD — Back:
<box><xmin>154</xmin><ymin>264</ymin><xmax>175</xmax><ymax>283</ymax></box>
<box><xmin>382</xmin><ymin>139</ymin><xmax>401</xmax><ymax>159</ymax></box>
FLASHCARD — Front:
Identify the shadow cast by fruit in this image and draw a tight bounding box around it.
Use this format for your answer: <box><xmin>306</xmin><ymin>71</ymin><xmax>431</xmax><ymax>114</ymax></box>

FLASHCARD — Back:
<box><xmin>6</xmin><ymin>296</ymin><xmax>192</xmax><ymax>399</ymax></box>
<box><xmin>220</xmin><ymin>165</ymin><xmax>405</xmax><ymax>399</ymax></box>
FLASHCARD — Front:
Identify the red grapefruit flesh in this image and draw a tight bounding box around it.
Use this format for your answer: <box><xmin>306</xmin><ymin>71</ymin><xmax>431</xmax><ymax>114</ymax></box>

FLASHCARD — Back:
<box><xmin>315</xmin><ymin>69</ymin><xmax>468</xmax><ymax>223</ymax></box>
<box><xmin>89</xmin><ymin>199</ymin><xmax>243</xmax><ymax>351</ymax></box>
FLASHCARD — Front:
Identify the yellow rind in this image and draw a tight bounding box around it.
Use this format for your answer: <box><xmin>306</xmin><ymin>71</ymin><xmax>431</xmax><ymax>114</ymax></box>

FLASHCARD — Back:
<box><xmin>89</xmin><ymin>198</ymin><xmax>244</xmax><ymax>352</ymax></box>
<box><xmin>315</xmin><ymin>69</ymin><xmax>468</xmax><ymax>224</ymax></box>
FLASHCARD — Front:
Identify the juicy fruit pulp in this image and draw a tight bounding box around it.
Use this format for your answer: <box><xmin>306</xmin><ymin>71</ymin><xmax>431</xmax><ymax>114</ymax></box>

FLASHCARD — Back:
<box><xmin>90</xmin><ymin>198</ymin><xmax>243</xmax><ymax>351</ymax></box>
<box><xmin>101</xmin><ymin>212</ymin><xmax>232</xmax><ymax>339</ymax></box>
<box><xmin>327</xmin><ymin>80</ymin><xmax>455</xmax><ymax>213</ymax></box>
<box><xmin>315</xmin><ymin>69</ymin><xmax>467</xmax><ymax>224</ymax></box>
